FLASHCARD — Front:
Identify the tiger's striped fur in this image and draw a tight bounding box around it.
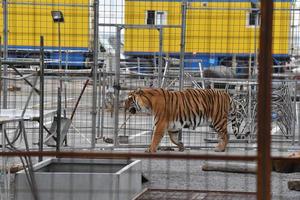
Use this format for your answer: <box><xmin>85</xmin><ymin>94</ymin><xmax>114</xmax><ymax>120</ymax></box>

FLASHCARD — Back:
<box><xmin>124</xmin><ymin>88</ymin><xmax>239</xmax><ymax>152</ymax></box>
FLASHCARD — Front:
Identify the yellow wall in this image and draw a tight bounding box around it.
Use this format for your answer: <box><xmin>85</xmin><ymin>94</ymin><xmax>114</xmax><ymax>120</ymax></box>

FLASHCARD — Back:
<box><xmin>0</xmin><ymin>0</ymin><xmax>91</xmax><ymax>48</ymax></box>
<box><xmin>125</xmin><ymin>1</ymin><xmax>290</xmax><ymax>55</ymax></box>
<box><xmin>125</xmin><ymin>1</ymin><xmax>182</xmax><ymax>53</ymax></box>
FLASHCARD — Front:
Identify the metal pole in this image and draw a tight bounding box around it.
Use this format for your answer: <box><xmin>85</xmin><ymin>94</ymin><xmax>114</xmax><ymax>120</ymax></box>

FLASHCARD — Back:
<box><xmin>158</xmin><ymin>27</ymin><xmax>163</xmax><ymax>87</ymax></box>
<box><xmin>292</xmin><ymin>81</ymin><xmax>296</xmax><ymax>145</ymax></box>
<box><xmin>257</xmin><ymin>1</ymin><xmax>273</xmax><ymax>200</ymax></box>
<box><xmin>113</xmin><ymin>26</ymin><xmax>121</xmax><ymax>147</ymax></box>
<box><xmin>99</xmin><ymin>70</ymin><xmax>106</xmax><ymax>139</ymax></box>
<box><xmin>64</xmin><ymin>50</ymin><xmax>68</xmax><ymax>118</ymax></box>
<box><xmin>1</xmin><ymin>123</ymin><xmax>9</xmax><ymax>200</ymax></box>
<box><xmin>2</xmin><ymin>0</ymin><xmax>8</xmax><ymax>109</ymax></box>
<box><xmin>290</xmin><ymin>2</ymin><xmax>295</xmax><ymax>56</ymax></box>
<box><xmin>178</xmin><ymin>1</ymin><xmax>187</xmax><ymax>143</ymax></box>
<box><xmin>58</xmin><ymin>22</ymin><xmax>62</xmax><ymax>86</ymax></box>
<box><xmin>91</xmin><ymin>0</ymin><xmax>99</xmax><ymax>148</ymax></box>
<box><xmin>298</xmin><ymin>90</ymin><xmax>300</xmax><ymax>146</ymax></box>
<box><xmin>97</xmin><ymin>68</ymin><xmax>102</xmax><ymax>138</ymax></box>
<box><xmin>56</xmin><ymin>87</ymin><xmax>61</xmax><ymax>152</ymax></box>
<box><xmin>38</xmin><ymin>36</ymin><xmax>45</xmax><ymax>162</ymax></box>
<box><xmin>179</xmin><ymin>0</ymin><xmax>187</xmax><ymax>91</ymax></box>
<box><xmin>0</xmin><ymin>36</ymin><xmax>2</xmax><ymax>110</ymax></box>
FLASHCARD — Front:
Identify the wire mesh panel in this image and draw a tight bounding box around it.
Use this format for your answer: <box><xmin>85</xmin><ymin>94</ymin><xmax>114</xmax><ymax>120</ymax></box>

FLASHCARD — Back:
<box><xmin>0</xmin><ymin>0</ymin><xmax>93</xmax><ymax>67</ymax></box>
<box><xmin>98</xmin><ymin>0</ymin><xmax>300</xmax><ymax>200</ymax></box>
<box><xmin>0</xmin><ymin>0</ymin><xmax>299</xmax><ymax>200</ymax></box>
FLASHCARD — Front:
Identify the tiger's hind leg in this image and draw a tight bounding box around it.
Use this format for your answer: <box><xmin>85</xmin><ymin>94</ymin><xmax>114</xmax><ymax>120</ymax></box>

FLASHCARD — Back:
<box><xmin>214</xmin><ymin>132</ymin><xmax>228</xmax><ymax>152</ymax></box>
<box><xmin>212</xmin><ymin>120</ymin><xmax>229</xmax><ymax>152</ymax></box>
<box><xmin>168</xmin><ymin>130</ymin><xmax>184</xmax><ymax>152</ymax></box>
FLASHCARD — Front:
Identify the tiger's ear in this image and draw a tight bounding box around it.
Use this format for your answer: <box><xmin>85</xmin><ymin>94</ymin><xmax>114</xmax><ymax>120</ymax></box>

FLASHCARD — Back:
<box><xmin>136</xmin><ymin>88</ymin><xmax>144</xmax><ymax>95</ymax></box>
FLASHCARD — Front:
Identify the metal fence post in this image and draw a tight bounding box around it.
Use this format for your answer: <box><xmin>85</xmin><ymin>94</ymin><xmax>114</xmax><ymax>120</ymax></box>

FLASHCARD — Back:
<box><xmin>257</xmin><ymin>1</ymin><xmax>273</xmax><ymax>200</ymax></box>
<box><xmin>179</xmin><ymin>0</ymin><xmax>187</xmax><ymax>91</ymax></box>
<box><xmin>39</xmin><ymin>36</ymin><xmax>45</xmax><ymax>161</ymax></box>
<box><xmin>158</xmin><ymin>27</ymin><xmax>163</xmax><ymax>87</ymax></box>
<box><xmin>113</xmin><ymin>26</ymin><xmax>122</xmax><ymax>147</ymax></box>
<box><xmin>91</xmin><ymin>0</ymin><xmax>99</xmax><ymax>148</ymax></box>
<box><xmin>57</xmin><ymin>87</ymin><xmax>61</xmax><ymax>152</ymax></box>
<box><xmin>2</xmin><ymin>0</ymin><xmax>8</xmax><ymax>109</ymax></box>
<box><xmin>178</xmin><ymin>0</ymin><xmax>187</xmax><ymax>143</ymax></box>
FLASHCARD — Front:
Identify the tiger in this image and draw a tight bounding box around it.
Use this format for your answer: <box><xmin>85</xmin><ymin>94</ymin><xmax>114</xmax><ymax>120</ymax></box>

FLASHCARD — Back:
<box><xmin>124</xmin><ymin>88</ymin><xmax>240</xmax><ymax>153</ymax></box>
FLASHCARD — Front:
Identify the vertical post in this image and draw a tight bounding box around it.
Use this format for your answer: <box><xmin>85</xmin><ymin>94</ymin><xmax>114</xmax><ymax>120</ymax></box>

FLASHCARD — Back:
<box><xmin>290</xmin><ymin>2</ymin><xmax>295</xmax><ymax>56</ymax></box>
<box><xmin>158</xmin><ymin>27</ymin><xmax>163</xmax><ymax>87</ymax></box>
<box><xmin>1</xmin><ymin>124</ymin><xmax>6</xmax><ymax>200</ymax></box>
<box><xmin>39</xmin><ymin>36</ymin><xmax>44</xmax><ymax>161</ymax></box>
<box><xmin>257</xmin><ymin>1</ymin><xmax>273</xmax><ymax>200</ymax></box>
<box><xmin>64</xmin><ymin>50</ymin><xmax>69</xmax><ymax>118</ymax></box>
<box><xmin>298</xmin><ymin>89</ymin><xmax>300</xmax><ymax>146</ymax></box>
<box><xmin>178</xmin><ymin>1</ymin><xmax>187</xmax><ymax>142</ymax></box>
<box><xmin>56</xmin><ymin>87</ymin><xmax>61</xmax><ymax>152</ymax></box>
<box><xmin>96</xmin><ymin>69</ymin><xmax>102</xmax><ymax>138</ymax></box>
<box><xmin>179</xmin><ymin>0</ymin><xmax>187</xmax><ymax>91</ymax></box>
<box><xmin>58</xmin><ymin>22</ymin><xmax>62</xmax><ymax>90</ymax></box>
<box><xmin>292</xmin><ymin>81</ymin><xmax>296</xmax><ymax>145</ymax></box>
<box><xmin>99</xmin><ymin>70</ymin><xmax>106</xmax><ymax>139</ymax></box>
<box><xmin>2</xmin><ymin>0</ymin><xmax>8</xmax><ymax>109</ymax></box>
<box><xmin>91</xmin><ymin>0</ymin><xmax>99</xmax><ymax>148</ymax></box>
<box><xmin>254</xmin><ymin>14</ymin><xmax>258</xmax><ymax>76</ymax></box>
<box><xmin>113</xmin><ymin>26</ymin><xmax>121</xmax><ymax>146</ymax></box>
<box><xmin>0</xmin><ymin>36</ymin><xmax>2</xmax><ymax>109</ymax></box>
<box><xmin>137</xmin><ymin>57</ymin><xmax>140</xmax><ymax>75</ymax></box>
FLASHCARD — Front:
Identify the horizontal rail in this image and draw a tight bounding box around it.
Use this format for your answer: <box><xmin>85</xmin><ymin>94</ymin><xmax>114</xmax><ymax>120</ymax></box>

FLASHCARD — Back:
<box><xmin>0</xmin><ymin>150</ymin><xmax>299</xmax><ymax>163</ymax></box>
<box><xmin>0</xmin><ymin>73</ymin><xmax>36</xmax><ymax>80</ymax></box>
<box><xmin>187</xmin><ymin>7</ymin><xmax>299</xmax><ymax>12</ymax></box>
<box><xmin>99</xmin><ymin>24</ymin><xmax>181</xmax><ymax>29</ymax></box>
<box><xmin>7</xmin><ymin>2</ymin><xmax>92</xmax><ymax>8</ymax></box>
<box><xmin>0</xmin><ymin>151</ymin><xmax>256</xmax><ymax>161</ymax></box>
<box><xmin>1</xmin><ymin>59</ymin><xmax>40</xmax><ymax>66</ymax></box>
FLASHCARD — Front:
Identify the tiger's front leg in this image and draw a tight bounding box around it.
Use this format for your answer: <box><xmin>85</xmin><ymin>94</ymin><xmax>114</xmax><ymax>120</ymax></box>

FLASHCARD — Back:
<box><xmin>145</xmin><ymin>122</ymin><xmax>167</xmax><ymax>153</ymax></box>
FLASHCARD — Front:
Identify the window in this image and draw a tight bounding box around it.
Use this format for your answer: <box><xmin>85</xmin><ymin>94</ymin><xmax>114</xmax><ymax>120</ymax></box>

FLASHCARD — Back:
<box><xmin>146</xmin><ymin>10</ymin><xmax>167</xmax><ymax>25</ymax></box>
<box><xmin>246</xmin><ymin>2</ymin><xmax>260</xmax><ymax>27</ymax></box>
<box><xmin>247</xmin><ymin>10</ymin><xmax>260</xmax><ymax>26</ymax></box>
<box><xmin>147</xmin><ymin>10</ymin><xmax>155</xmax><ymax>25</ymax></box>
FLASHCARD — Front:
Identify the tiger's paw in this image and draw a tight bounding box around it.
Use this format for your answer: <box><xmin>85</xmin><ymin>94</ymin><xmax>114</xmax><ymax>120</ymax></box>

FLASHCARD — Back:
<box><xmin>214</xmin><ymin>147</ymin><xmax>226</xmax><ymax>152</ymax></box>
<box><xmin>214</xmin><ymin>144</ymin><xmax>226</xmax><ymax>152</ymax></box>
<box><xmin>145</xmin><ymin>147</ymin><xmax>156</xmax><ymax>153</ymax></box>
<box><xmin>178</xmin><ymin>142</ymin><xmax>185</xmax><ymax>152</ymax></box>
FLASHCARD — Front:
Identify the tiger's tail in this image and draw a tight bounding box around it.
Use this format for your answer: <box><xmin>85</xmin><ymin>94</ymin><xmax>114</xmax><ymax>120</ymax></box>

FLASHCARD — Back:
<box><xmin>229</xmin><ymin>98</ymin><xmax>241</xmax><ymax>139</ymax></box>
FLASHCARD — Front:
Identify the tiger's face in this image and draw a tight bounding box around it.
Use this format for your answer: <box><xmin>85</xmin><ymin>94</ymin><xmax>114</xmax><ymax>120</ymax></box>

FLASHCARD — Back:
<box><xmin>124</xmin><ymin>89</ymin><xmax>150</xmax><ymax>114</ymax></box>
<box><xmin>124</xmin><ymin>93</ymin><xmax>138</xmax><ymax>114</ymax></box>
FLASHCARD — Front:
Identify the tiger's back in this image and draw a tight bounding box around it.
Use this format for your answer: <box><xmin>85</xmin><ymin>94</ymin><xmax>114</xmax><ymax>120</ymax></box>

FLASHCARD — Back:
<box><xmin>158</xmin><ymin>89</ymin><xmax>231</xmax><ymax>130</ymax></box>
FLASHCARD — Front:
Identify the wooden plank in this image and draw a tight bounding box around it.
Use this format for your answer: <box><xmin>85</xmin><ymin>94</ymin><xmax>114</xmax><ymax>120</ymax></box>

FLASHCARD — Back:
<box><xmin>273</xmin><ymin>151</ymin><xmax>300</xmax><ymax>173</ymax></box>
<box><xmin>288</xmin><ymin>180</ymin><xmax>300</xmax><ymax>191</ymax></box>
<box><xmin>202</xmin><ymin>162</ymin><xmax>256</xmax><ymax>174</ymax></box>
<box><xmin>0</xmin><ymin>163</ymin><xmax>24</xmax><ymax>173</ymax></box>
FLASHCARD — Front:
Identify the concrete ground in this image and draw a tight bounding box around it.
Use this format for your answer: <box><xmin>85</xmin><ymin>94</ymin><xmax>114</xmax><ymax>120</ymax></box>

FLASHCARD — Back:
<box><xmin>138</xmin><ymin>151</ymin><xmax>300</xmax><ymax>200</ymax></box>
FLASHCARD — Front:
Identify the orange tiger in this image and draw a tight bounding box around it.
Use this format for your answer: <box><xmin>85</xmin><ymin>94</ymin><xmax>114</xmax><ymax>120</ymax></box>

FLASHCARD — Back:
<box><xmin>124</xmin><ymin>88</ymin><xmax>239</xmax><ymax>152</ymax></box>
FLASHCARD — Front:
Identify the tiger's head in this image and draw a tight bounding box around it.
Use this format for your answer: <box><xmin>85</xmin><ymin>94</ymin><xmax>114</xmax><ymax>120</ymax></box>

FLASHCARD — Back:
<box><xmin>124</xmin><ymin>89</ymin><xmax>152</xmax><ymax>114</ymax></box>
